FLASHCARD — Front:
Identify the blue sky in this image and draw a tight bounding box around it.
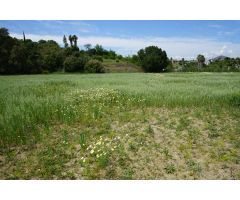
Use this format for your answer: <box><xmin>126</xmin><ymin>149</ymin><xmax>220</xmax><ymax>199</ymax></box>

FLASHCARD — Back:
<box><xmin>1</xmin><ymin>20</ymin><xmax>240</xmax><ymax>59</ymax></box>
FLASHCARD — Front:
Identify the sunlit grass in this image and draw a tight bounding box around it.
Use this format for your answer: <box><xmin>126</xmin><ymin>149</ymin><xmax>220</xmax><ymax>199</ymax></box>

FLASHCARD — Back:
<box><xmin>0</xmin><ymin>72</ymin><xmax>239</xmax><ymax>179</ymax></box>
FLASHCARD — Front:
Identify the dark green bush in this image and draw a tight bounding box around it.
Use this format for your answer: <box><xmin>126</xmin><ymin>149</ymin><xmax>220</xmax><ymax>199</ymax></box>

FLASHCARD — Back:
<box><xmin>85</xmin><ymin>59</ymin><xmax>105</xmax><ymax>73</ymax></box>
<box><xmin>137</xmin><ymin>46</ymin><xmax>169</xmax><ymax>72</ymax></box>
<box><xmin>64</xmin><ymin>56</ymin><xmax>86</xmax><ymax>72</ymax></box>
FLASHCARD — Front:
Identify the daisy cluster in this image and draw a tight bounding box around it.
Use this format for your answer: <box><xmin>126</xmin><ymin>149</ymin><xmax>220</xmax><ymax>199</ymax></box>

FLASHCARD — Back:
<box><xmin>80</xmin><ymin>135</ymin><xmax>121</xmax><ymax>163</ymax></box>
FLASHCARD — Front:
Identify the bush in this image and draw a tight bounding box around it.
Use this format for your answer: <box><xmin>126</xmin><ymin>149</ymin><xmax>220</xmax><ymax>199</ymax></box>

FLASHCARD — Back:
<box><xmin>63</xmin><ymin>56</ymin><xmax>86</xmax><ymax>72</ymax></box>
<box><xmin>85</xmin><ymin>59</ymin><xmax>105</xmax><ymax>73</ymax></box>
<box><xmin>137</xmin><ymin>46</ymin><xmax>169</xmax><ymax>72</ymax></box>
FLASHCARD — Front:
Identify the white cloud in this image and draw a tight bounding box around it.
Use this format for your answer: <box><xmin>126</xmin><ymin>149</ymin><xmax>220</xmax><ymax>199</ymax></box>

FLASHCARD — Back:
<box><xmin>10</xmin><ymin>32</ymin><xmax>240</xmax><ymax>59</ymax></box>
<box><xmin>218</xmin><ymin>31</ymin><xmax>235</xmax><ymax>36</ymax></box>
<box><xmin>78</xmin><ymin>28</ymin><xmax>91</xmax><ymax>33</ymax></box>
<box><xmin>209</xmin><ymin>24</ymin><xmax>223</xmax><ymax>28</ymax></box>
<box><xmin>217</xmin><ymin>28</ymin><xmax>240</xmax><ymax>37</ymax></box>
<box><xmin>37</xmin><ymin>20</ymin><xmax>97</xmax><ymax>33</ymax></box>
<box><xmin>219</xmin><ymin>45</ymin><xmax>227</xmax><ymax>54</ymax></box>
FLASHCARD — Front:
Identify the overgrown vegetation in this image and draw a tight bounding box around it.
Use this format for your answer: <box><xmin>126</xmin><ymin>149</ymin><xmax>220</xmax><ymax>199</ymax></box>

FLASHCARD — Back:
<box><xmin>0</xmin><ymin>73</ymin><xmax>239</xmax><ymax>179</ymax></box>
<box><xmin>85</xmin><ymin>59</ymin><xmax>105</xmax><ymax>73</ymax></box>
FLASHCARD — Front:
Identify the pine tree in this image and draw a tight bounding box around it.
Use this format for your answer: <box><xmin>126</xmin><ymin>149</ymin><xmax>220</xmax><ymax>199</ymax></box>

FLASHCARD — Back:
<box><xmin>23</xmin><ymin>31</ymin><xmax>26</xmax><ymax>42</ymax></box>
<box><xmin>63</xmin><ymin>35</ymin><xmax>68</xmax><ymax>48</ymax></box>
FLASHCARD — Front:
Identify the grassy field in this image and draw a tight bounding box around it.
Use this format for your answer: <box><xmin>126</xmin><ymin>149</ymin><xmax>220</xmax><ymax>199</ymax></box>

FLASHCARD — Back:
<box><xmin>0</xmin><ymin>72</ymin><xmax>240</xmax><ymax>179</ymax></box>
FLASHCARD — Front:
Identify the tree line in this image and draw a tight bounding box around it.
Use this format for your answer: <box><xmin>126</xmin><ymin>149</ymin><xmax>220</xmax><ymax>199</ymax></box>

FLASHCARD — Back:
<box><xmin>0</xmin><ymin>27</ymin><xmax>122</xmax><ymax>74</ymax></box>
<box><xmin>171</xmin><ymin>55</ymin><xmax>240</xmax><ymax>72</ymax></box>
<box><xmin>1</xmin><ymin>27</ymin><xmax>239</xmax><ymax>74</ymax></box>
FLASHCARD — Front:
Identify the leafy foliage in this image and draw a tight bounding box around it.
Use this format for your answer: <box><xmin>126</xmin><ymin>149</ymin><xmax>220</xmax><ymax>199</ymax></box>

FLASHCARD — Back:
<box><xmin>0</xmin><ymin>27</ymin><xmax>122</xmax><ymax>74</ymax></box>
<box><xmin>197</xmin><ymin>54</ymin><xmax>206</xmax><ymax>68</ymax></box>
<box><xmin>64</xmin><ymin>56</ymin><xmax>87</xmax><ymax>72</ymax></box>
<box><xmin>137</xmin><ymin>46</ymin><xmax>169</xmax><ymax>72</ymax></box>
<box><xmin>8</xmin><ymin>40</ymin><xmax>42</xmax><ymax>74</ymax></box>
<box><xmin>38</xmin><ymin>40</ymin><xmax>64</xmax><ymax>72</ymax></box>
<box><xmin>0</xmin><ymin>28</ymin><xmax>19</xmax><ymax>74</ymax></box>
<box><xmin>85</xmin><ymin>59</ymin><xmax>105</xmax><ymax>73</ymax></box>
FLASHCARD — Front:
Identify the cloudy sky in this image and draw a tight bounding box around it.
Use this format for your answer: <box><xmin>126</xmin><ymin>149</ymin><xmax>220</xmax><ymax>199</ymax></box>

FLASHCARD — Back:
<box><xmin>1</xmin><ymin>20</ymin><xmax>240</xmax><ymax>59</ymax></box>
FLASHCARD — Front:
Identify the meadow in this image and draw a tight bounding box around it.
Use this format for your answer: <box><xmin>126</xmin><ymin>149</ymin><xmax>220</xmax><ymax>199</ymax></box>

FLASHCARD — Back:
<box><xmin>0</xmin><ymin>72</ymin><xmax>240</xmax><ymax>179</ymax></box>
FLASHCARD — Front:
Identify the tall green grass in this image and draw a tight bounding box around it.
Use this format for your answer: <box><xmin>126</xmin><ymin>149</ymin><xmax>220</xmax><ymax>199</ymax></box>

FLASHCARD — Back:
<box><xmin>0</xmin><ymin>72</ymin><xmax>239</xmax><ymax>148</ymax></box>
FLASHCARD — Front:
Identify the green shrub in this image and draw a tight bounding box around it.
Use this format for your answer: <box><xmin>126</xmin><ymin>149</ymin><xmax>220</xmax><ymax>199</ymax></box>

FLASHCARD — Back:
<box><xmin>137</xmin><ymin>46</ymin><xmax>169</xmax><ymax>72</ymax></box>
<box><xmin>64</xmin><ymin>56</ymin><xmax>86</xmax><ymax>72</ymax></box>
<box><xmin>85</xmin><ymin>59</ymin><xmax>105</xmax><ymax>73</ymax></box>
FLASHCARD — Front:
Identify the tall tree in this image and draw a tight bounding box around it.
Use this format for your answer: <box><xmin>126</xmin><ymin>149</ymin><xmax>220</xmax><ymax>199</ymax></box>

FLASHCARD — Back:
<box><xmin>68</xmin><ymin>35</ymin><xmax>73</xmax><ymax>47</ymax></box>
<box><xmin>8</xmin><ymin>40</ymin><xmax>42</xmax><ymax>74</ymax></box>
<box><xmin>38</xmin><ymin>40</ymin><xmax>64</xmax><ymax>72</ymax></box>
<box><xmin>23</xmin><ymin>31</ymin><xmax>26</xmax><ymax>42</ymax></box>
<box><xmin>63</xmin><ymin>35</ymin><xmax>68</xmax><ymax>48</ymax></box>
<box><xmin>71</xmin><ymin>35</ymin><xmax>78</xmax><ymax>47</ymax></box>
<box><xmin>0</xmin><ymin>27</ymin><xmax>18</xmax><ymax>74</ymax></box>
<box><xmin>84</xmin><ymin>44</ymin><xmax>92</xmax><ymax>50</ymax></box>
<box><xmin>95</xmin><ymin>44</ymin><xmax>105</xmax><ymax>55</ymax></box>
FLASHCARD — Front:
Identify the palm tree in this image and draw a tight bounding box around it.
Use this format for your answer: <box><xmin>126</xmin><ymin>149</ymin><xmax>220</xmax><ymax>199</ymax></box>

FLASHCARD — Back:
<box><xmin>68</xmin><ymin>35</ymin><xmax>73</xmax><ymax>47</ymax></box>
<box><xmin>72</xmin><ymin>35</ymin><xmax>78</xmax><ymax>47</ymax></box>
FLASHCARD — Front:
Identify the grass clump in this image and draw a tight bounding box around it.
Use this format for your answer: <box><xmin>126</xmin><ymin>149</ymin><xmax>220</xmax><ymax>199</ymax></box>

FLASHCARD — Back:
<box><xmin>164</xmin><ymin>164</ymin><xmax>176</xmax><ymax>174</ymax></box>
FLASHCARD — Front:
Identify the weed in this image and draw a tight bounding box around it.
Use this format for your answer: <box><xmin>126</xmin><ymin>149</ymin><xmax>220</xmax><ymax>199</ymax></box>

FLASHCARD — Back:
<box><xmin>97</xmin><ymin>153</ymin><xmax>109</xmax><ymax>168</ymax></box>
<box><xmin>122</xmin><ymin>168</ymin><xmax>134</xmax><ymax>180</ymax></box>
<box><xmin>147</xmin><ymin>125</ymin><xmax>154</xmax><ymax>135</ymax></box>
<box><xmin>79</xmin><ymin>132</ymin><xmax>86</xmax><ymax>148</ymax></box>
<box><xmin>162</xmin><ymin>147</ymin><xmax>173</xmax><ymax>159</ymax></box>
<box><xmin>164</xmin><ymin>164</ymin><xmax>176</xmax><ymax>174</ymax></box>
<box><xmin>186</xmin><ymin>160</ymin><xmax>202</xmax><ymax>174</ymax></box>
<box><xmin>128</xmin><ymin>142</ymin><xmax>138</xmax><ymax>152</ymax></box>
